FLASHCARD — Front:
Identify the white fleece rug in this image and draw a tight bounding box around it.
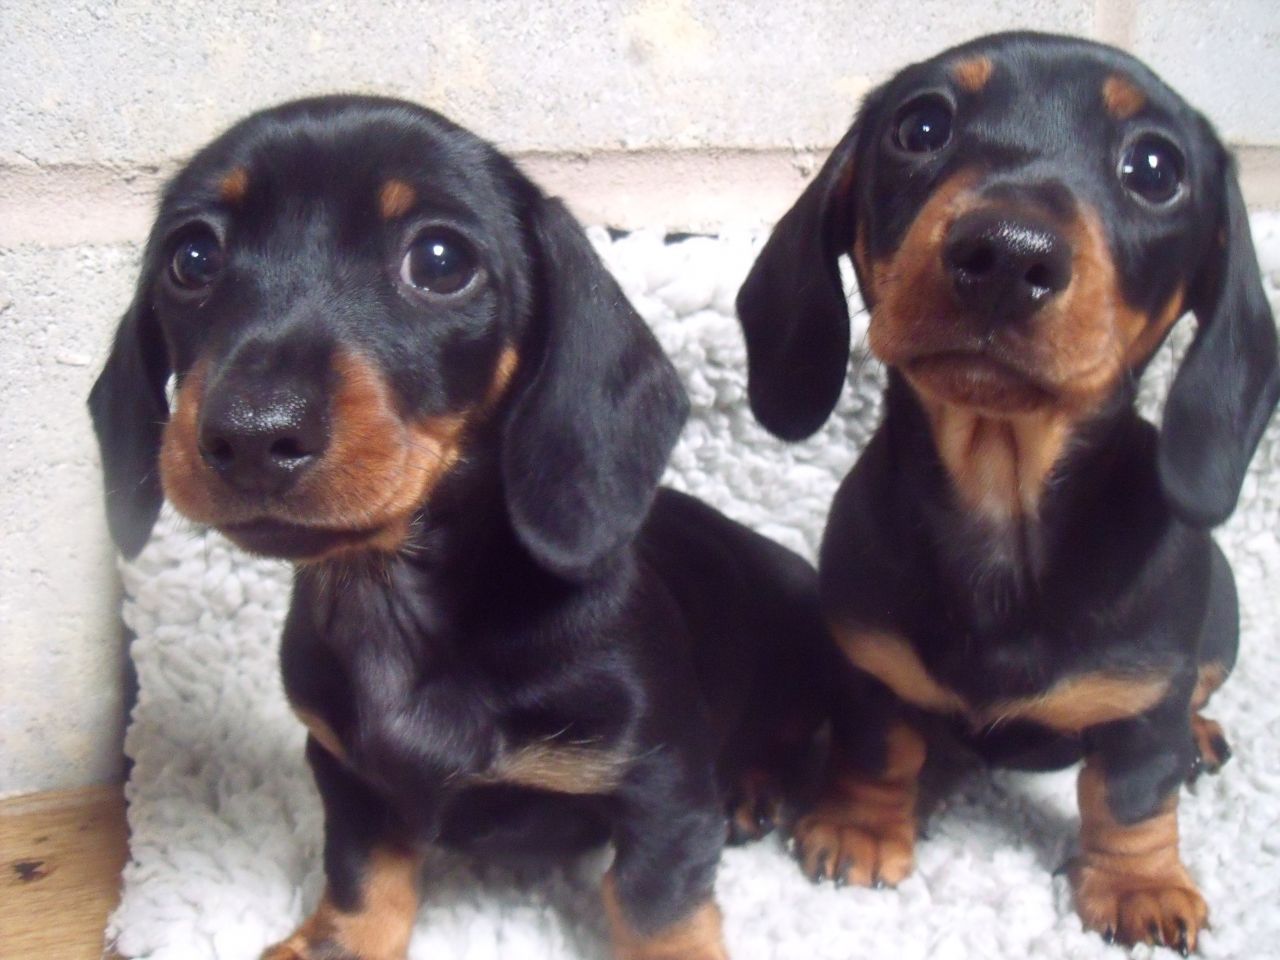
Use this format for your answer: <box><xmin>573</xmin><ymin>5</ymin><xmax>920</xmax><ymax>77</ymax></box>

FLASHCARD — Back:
<box><xmin>109</xmin><ymin>218</ymin><xmax>1280</xmax><ymax>960</ymax></box>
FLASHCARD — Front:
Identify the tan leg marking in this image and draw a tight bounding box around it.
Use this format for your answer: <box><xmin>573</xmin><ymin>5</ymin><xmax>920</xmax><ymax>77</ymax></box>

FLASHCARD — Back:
<box><xmin>1070</xmin><ymin>759</ymin><xmax>1206</xmax><ymax>951</ymax></box>
<box><xmin>1190</xmin><ymin>662</ymin><xmax>1231</xmax><ymax>776</ymax></box>
<box><xmin>1190</xmin><ymin>715</ymin><xmax>1230</xmax><ymax>775</ymax></box>
<box><xmin>261</xmin><ymin>847</ymin><xmax>423</xmax><ymax>960</ymax></box>
<box><xmin>793</xmin><ymin>722</ymin><xmax>925</xmax><ymax>888</ymax></box>
<box><xmin>727</xmin><ymin>767</ymin><xmax>781</xmax><ymax>844</ymax></box>
<box><xmin>601</xmin><ymin>872</ymin><xmax>728</xmax><ymax>960</ymax></box>
<box><xmin>1191</xmin><ymin>662</ymin><xmax>1227</xmax><ymax>711</ymax></box>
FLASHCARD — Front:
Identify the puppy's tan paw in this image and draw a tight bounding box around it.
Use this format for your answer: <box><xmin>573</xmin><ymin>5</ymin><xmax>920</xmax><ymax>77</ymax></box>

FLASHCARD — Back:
<box><xmin>792</xmin><ymin>799</ymin><xmax>916</xmax><ymax>888</ymax></box>
<box><xmin>1071</xmin><ymin>855</ymin><xmax>1208</xmax><ymax>954</ymax></box>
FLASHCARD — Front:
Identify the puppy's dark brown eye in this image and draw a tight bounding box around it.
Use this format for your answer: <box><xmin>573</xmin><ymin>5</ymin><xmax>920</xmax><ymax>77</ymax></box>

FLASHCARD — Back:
<box><xmin>1120</xmin><ymin>135</ymin><xmax>1184</xmax><ymax>205</ymax></box>
<box><xmin>169</xmin><ymin>226</ymin><xmax>224</xmax><ymax>291</ymax></box>
<box><xmin>893</xmin><ymin>96</ymin><xmax>953</xmax><ymax>154</ymax></box>
<box><xmin>401</xmin><ymin>229</ymin><xmax>479</xmax><ymax>296</ymax></box>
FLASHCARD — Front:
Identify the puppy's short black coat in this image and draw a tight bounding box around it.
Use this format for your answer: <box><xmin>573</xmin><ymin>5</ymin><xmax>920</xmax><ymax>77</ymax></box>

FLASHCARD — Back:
<box><xmin>89</xmin><ymin>96</ymin><xmax>831</xmax><ymax>960</ymax></box>
<box><xmin>738</xmin><ymin>32</ymin><xmax>1279</xmax><ymax>953</ymax></box>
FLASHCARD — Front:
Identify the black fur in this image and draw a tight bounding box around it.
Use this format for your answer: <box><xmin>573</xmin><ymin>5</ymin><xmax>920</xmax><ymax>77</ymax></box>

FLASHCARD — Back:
<box><xmin>739</xmin><ymin>30</ymin><xmax>1278</xmax><ymax>932</ymax></box>
<box><xmin>88</xmin><ymin>96</ymin><xmax>831</xmax><ymax>951</ymax></box>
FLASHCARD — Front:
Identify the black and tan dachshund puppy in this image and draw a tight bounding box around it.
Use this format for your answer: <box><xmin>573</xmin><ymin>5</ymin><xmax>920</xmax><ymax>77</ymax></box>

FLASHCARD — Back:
<box><xmin>88</xmin><ymin>95</ymin><xmax>832</xmax><ymax>960</ymax></box>
<box><xmin>738</xmin><ymin>32</ymin><xmax>1279</xmax><ymax>953</ymax></box>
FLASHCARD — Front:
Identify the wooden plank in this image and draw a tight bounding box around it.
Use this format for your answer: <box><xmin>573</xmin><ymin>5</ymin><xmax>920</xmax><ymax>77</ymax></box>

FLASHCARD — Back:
<box><xmin>0</xmin><ymin>785</ymin><xmax>128</xmax><ymax>959</ymax></box>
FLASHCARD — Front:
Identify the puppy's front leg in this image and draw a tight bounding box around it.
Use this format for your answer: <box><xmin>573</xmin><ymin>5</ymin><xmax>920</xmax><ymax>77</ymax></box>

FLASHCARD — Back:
<box><xmin>792</xmin><ymin>675</ymin><xmax>926</xmax><ymax>889</ymax></box>
<box><xmin>1070</xmin><ymin>698</ymin><xmax>1206</xmax><ymax>954</ymax></box>
<box><xmin>604</xmin><ymin>757</ymin><xmax>729</xmax><ymax>960</ymax></box>
<box><xmin>263</xmin><ymin>739</ymin><xmax>424</xmax><ymax>960</ymax></box>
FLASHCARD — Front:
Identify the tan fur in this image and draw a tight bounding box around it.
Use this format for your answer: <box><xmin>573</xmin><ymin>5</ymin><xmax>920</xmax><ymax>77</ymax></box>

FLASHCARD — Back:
<box><xmin>728</xmin><ymin>767</ymin><xmax>781</xmax><ymax>841</ymax></box>
<box><xmin>602</xmin><ymin>872</ymin><xmax>728</xmax><ymax>960</ymax></box>
<box><xmin>837</xmin><ymin>628</ymin><xmax>1171</xmax><ymax>733</ymax></box>
<box><xmin>220</xmin><ymin>167</ymin><xmax>249</xmax><ymax>204</ymax></box>
<box><xmin>483</xmin><ymin>345</ymin><xmax>519</xmax><ymax>410</ymax></box>
<box><xmin>792</xmin><ymin>723</ymin><xmax>925</xmax><ymax>887</ymax></box>
<box><xmin>1123</xmin><ymin>288</ymin><xmax>1186</xmax><ymax>369</ymax></box>
<box><xmin>951</xmin><ymin>55</ymin><xmax>994</xmax><ymax>93</ymax></box>
<box><xmin>1190</xmin><ymin>714</ymin><xmax>1229</xmax><ymax>769</ymax></box>
<box><xmin>988</xmin><ymin>672</ymin><xmax>1172</xmax><ymax>732</ymax></box>
<box><xmin>292</xmin><ymin>708</ymin><xmax>347</xmax><ymax>763</ymax></box>
<box><xmin>378</xmin><ymin>179</ymin><xmax>417</xmax><ymax>220</ymax></box>
<box><xmin>261</xmin><ymin>847</ymin><xmax>423</xmax><ymax>960</ymax></box>
<box><xmin>838</xmin><ymin>630</ymin><xmax>967</xmax><ymax>714</ymax></box>
<box><xmin>1070</xmin><ymin>758</ymin><xmax>1206</xmax><ymax>948</ymax></box>
<box><xmin>1103</xmin><ymin>74</ymin><xmax>1147</xmax><ymax>120</ymax></box>
<box><xmin>918</xmin><ymin>397</ymin><xmax>1074</xmax><ymax>518</ymax></box>
<box><xmin>865</xmin><ymin>171</ymin><xmax>981</xmax><ymax>366</ymax></box>
<box><xmin>1191</xmin><ymin>662</ymin><xmax>1227</xmax><ymax>711</ymax></box>
<box><xmin>480</xmin><ymin>742</ymin><xmax>631</xmax><ymax>795</ymax></box>
<box><xmin>158</xmin><ymin>361</ymin><xmax>216</xmax><ymax>519</ymax></box>
<box><xmin>160</xmin><ymin>350</ymin><xmax>472</xmax><ymax>558</ymax></box>
<box><xmin>865</xmin><ymin>173</ymin><xmax>1191</xmax><ymax>518</ymax></box>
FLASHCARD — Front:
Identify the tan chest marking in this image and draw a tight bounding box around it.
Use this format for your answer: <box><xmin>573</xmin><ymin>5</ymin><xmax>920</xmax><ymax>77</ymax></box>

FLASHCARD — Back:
<box><xmin>920</xmin><ymin>398</ymin><xmax>1074</xmax><ymax>520</ymax></box>
<box><xmin>837</xmin><ymin>629</ymin><xmax>1171</xmax><ymax>733</ymax></box>
<box><xmin>480</xmin><ymin>741</ymin><xmax>631</xmax><ymax>795</ymax></box>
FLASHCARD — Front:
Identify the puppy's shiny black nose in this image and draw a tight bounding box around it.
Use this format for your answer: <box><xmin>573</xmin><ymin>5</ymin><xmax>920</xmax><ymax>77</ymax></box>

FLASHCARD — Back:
<box><xmin>944</xmin><ymin>211</ymin><xmax>1073</xmax><ymax>327</ymax></box>
<box><xmin>198</xmin><ymin>386</ymin><xmax>328</xmax><ymax>496</ymax></box>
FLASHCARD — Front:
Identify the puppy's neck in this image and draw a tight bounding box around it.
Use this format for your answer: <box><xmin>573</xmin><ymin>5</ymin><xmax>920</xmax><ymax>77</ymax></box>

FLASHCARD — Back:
<box><xmin>297</xmin><ymin>452</ymin><xmax>583</xmax><ymax>652</ymax></box>
<box><xmin>887</xmin><ymin>373</ymin><xmax>1140</xmax><ymax>593</ymax></box>
<box><xmin>917</xmin><ymin>397</ymin><xmax>1075</xmax><ymax>523</ymax></box>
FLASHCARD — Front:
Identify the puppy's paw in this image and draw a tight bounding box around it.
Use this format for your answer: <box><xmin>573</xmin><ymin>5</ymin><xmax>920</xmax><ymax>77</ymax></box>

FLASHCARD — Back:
<box><xmin>726</xmin><ymin>768</ymin><xmax>783</xmax><ymax>845</ymax></box>
<box><xmin>791</xmin><ymin>799</ymin><xmax>916</xmax><ymax>888</ymax></box>
<box><xmin>261</xmin><ymin>932</ymin><xmax>351</xmax><ymax>960</ymax></box>
<box><xmin>1188</xmin><ymin>714</ymin><xmax>1231</xmax><ymax>781</ymax></box>
<box><xmin>260</xmin><ymin>902</ymin><xmax>411</xmax><ymax>960</ymax></box>
<box><xmin>261</xmin><ymin>928</ymin><xmax>362</xmax><ymax>960</ymax></box>
<box><xmin>1070</xmin><ymin>856</ymin><xmax>1208</xmax><ymax>955</ymax></box>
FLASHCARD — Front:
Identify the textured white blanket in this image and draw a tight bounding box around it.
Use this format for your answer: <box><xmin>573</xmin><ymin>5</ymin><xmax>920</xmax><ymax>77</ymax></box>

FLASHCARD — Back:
<box><xmin>109</xmin><ymin>219</ymin><xmax>1280</xmax><ymax>960</ymax></box>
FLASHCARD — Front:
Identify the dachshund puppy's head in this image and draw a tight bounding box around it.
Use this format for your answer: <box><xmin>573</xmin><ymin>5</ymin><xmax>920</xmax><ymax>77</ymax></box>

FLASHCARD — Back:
<box><xmin>90</xmin><ymin>97</ymin><xmax>686</xmax><ymax>577</ymax></box>
<box><xmin>739</xmin><ymin>32</ymin><xmax>1278</xmax><ymax>526</ymax></box>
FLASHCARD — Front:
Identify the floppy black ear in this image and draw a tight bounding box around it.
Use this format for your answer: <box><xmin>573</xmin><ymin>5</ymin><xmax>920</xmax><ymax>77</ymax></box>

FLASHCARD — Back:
<box><xmin>735</xmin><ymin>116</ymin><xmax>865</xmax><ymax>441</ymax></box>
<box><xmin>1158</xmin><ymin>157</ymin><xmax>1280</xmax><ymax>527</ymax></box>
<box><xmin>503</xmin><ymin>195</ymin><xmax>689</xmax><ymax>581</ymax></box>
<box><xmin>87</xmin><ymin>282</ymin><xmax>172</xmax><ymax>558</ymax></box>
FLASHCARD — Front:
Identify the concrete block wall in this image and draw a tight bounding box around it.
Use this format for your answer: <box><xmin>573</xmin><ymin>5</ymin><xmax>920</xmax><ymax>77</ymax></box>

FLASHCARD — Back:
<box><xmin>2</xmin><ymin>0</ymin><xmax>1278</xmax><ymax>796</ymax></box>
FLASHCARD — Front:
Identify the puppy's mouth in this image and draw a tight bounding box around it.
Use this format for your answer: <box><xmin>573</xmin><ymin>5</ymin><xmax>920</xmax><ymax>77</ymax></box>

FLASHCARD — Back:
<box><xmin>220</xmin><ymin>518</ymin><xmax>399</xmax><ymax>561</ymax></box>
<box><xmin>903</xmin><ymin>350</ymin><xmax>1055</xmax><ymax>413</ymax></box>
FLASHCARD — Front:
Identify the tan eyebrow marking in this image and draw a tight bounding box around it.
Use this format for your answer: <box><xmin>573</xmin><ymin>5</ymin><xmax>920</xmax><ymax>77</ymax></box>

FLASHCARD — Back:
<box><xmin>219</xmin><ymin>167</ymin><xmax>249</xmax><ymax>204</ymax></box>
<box><xmin>379</xmin><ymin>179</ymin><xmax>417</xmax><ymax>220</ymax></box>
<box><xmin>951</xmin><ymin>56</ymin><xmax>993</xmax><ymax>93</ymax></box>
<box><xmin>1103</xmin><ymin>74</ymin><xmax>1146</xmax><ymax>120</ymax></box>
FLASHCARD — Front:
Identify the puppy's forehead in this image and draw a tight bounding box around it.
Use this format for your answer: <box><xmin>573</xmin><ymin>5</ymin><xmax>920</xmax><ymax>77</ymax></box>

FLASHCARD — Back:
<box><xmin>891</xmin><ymin>36</ymin><xmax>1199</xmax><ymax>140</ymax></box>
<box><xmin>165</xmin><ymin>98</ymin><xmax>514</xmax><ymax>228</ymax></box>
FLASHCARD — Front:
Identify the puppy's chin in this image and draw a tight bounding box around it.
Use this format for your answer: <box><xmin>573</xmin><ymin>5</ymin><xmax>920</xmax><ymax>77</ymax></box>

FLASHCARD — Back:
<box><xmin>903</xmin><ymin>353</ymin><xmax>1055</xmax><ymax>415</ymax></box>
<box><xmin>219</xmin><ymin>516</ymin><xmax>412</xmax><ymax>562</ymax></box>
